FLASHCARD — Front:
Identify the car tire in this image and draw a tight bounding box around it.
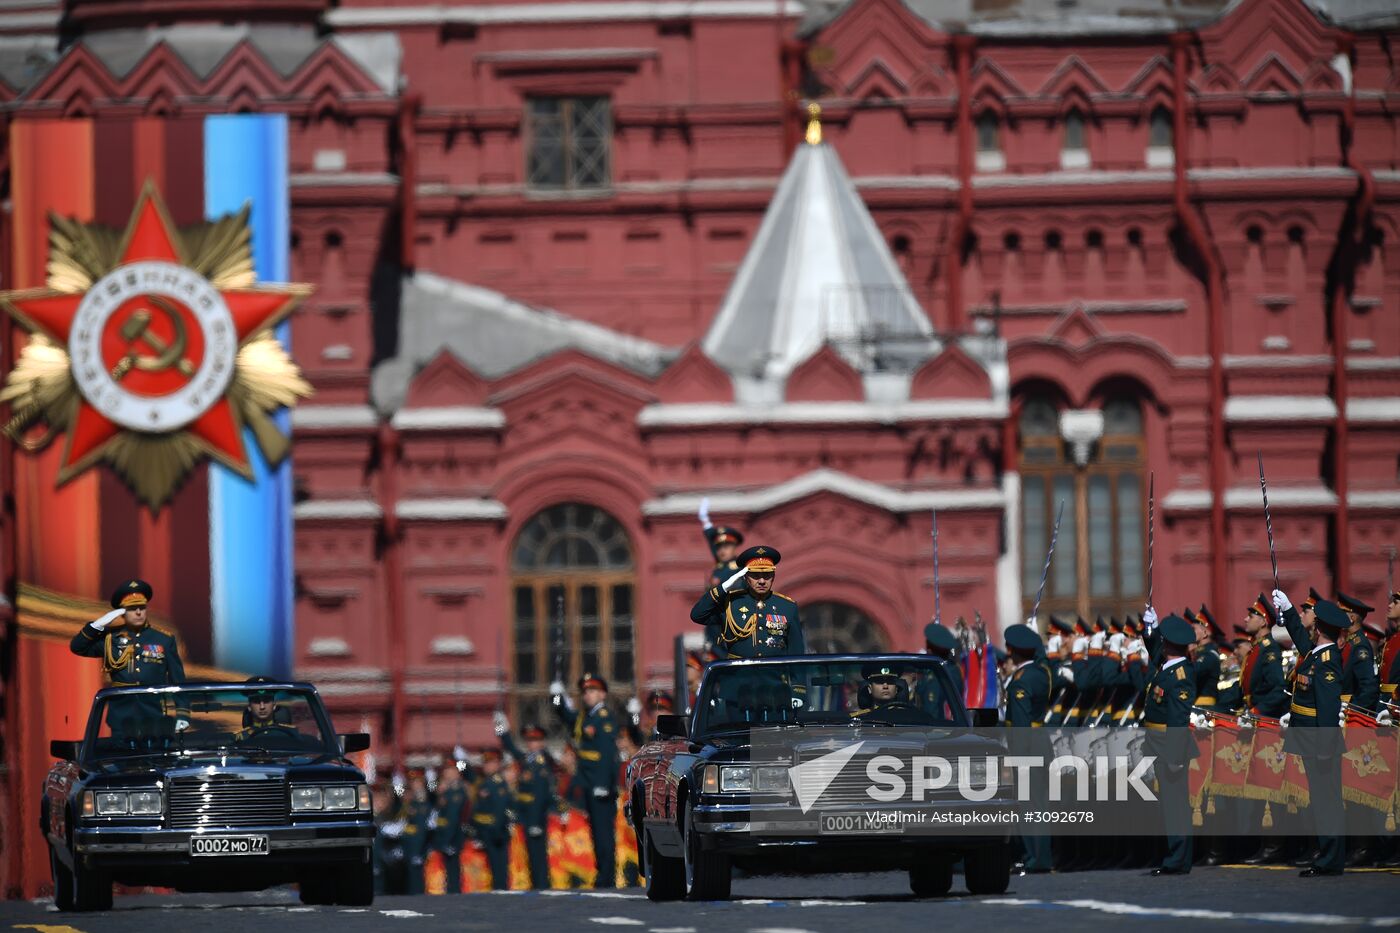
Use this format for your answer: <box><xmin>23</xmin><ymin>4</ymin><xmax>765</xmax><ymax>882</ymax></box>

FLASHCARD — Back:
<box><xmin>964</xmin><ymin>843</ymin><xmax>1012</xmax><ymax>895</ymax></box>
<box><xmin>50</xmin><ymin>849</ymin><xmax>75</xmax><ymax>912</ymax></box>
<box><xmin>683</xmin><ymin>804</ymin><xmax>730</xmax><ymax>901</ymax></box>
<box><xmin>909</xmin><ymin>860</ymin><xmax>954</xmax><ymax>898</ymax></box>
<box><xmin>334</xmin><ymin>854</ymin><xmax>375</xmax><ymax>906</ymax></box>
<box><xmin>70</xmin><ymin>856</ymin><xmax>113</xmax><ymax>911</ymax></box>
<box><xmin>643</xmin><ymin>829</ymin><xmax>685</xmax><ymax>902</ymax></box>
<box><xmin>299</xmin><ymin>870</ymin><xmax>336</xmax><ymax>905</ymax></box>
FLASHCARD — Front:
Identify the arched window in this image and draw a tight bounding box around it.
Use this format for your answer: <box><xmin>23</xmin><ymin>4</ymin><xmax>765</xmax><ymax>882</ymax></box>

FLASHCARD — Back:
<box><xmin>975</xmin><ymin>112</ymin><xmax>1005</xmax><ymax>173</ymax></box>
<box><xmin>802</xmin><ymin>603</ymin><xmax>887</xmax><ymax>654</ymax></box>
<box><xmin>1061</xmin><ymin>109</ymin><xmax>1089</xmax><ymax>169</ymax></box>
<box><xmin>511</xmin><ymin>504</ymin><xmax>636</xmax><ymax>728</ymax></box>
<box><xmin>1147</xmin><ymin>106</ymin><xmax>1173</xmax><ymax>167</ymax></box>
<box><xmin>1019</xmin><ymin>393</ymin><xmax>1146</xmax><ymax>622</ymax></box>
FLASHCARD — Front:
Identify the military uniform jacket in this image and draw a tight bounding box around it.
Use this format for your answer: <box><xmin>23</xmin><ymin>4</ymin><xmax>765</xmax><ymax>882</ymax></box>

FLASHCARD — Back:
<box><xmin>1237</xmin><ymin>632</ymin><xmax>1288</xmax><ymax>717</ymax></box>
<box><xmin>563</xmin><ymin>701</ymin><xmax>620</xmax><ymax>794</ymax></box>
<box><xmin>1194</xmin><ymin>645</ymin><xmax>1221</xmax><ymax>707</ymax></box>
<box><xmin>430</xmin><ymin>783</ymin><xmax>468</xmax><ymax>853</ymax></box>
<box><xmin>690</xmin><ymin>585</ymin><xmax>805</xmax><ymax>658</ymax></box>
<box><xmin>1380</xmin><ymin>634</ymin><xmax>1400</xmax><ymax>698</ymax></box>
<box><xmin>71</xmin><ymin>622</ymin><xmax>186</xmax><ymax>688</ymax></box>
<box><xmin>235</xmin><ymin>712</ymin><xmax>297</xmax><ymax>742</ymax></box>
<box><xmin>1006</xmin><ymin>660</ymin><xmax>1053</xmax><ymax>756</ymax></box>
<box><xmin>401</xmin><ymin>796</ymin><xmax>433</xmax><ymax>857</ymax></box>
<box><xmin>1339</xmin><ymin>631</ymin><xmax>1380</xmax><ymax>714</ymax></box>
<box><xmin>1284</xmin><ymin>641</ymin><xmax>1344</xmax><ymax>759</ymax></box>
<box><xmin>502</xmin><ymin>735</ymin><xmax>558</xmax><ymax>828</ymax></box>
<box><xmin>1142</xmin><ymin>658</ymin><xmax>1199</xmax><ymax>767</ymax></box>
<box><xmin>469</xmin><ymin>774</ymin><xmax>513</xmax><ymax>843</ymax></box>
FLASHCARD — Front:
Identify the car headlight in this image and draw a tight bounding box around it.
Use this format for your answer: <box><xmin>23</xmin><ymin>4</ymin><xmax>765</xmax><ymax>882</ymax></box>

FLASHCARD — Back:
<box><xmin>94</xmin><ymin>791</ymin><xmax>129</xmax><ymax>816</ymax></box>
<box><xmin>323</xmin><ymin>786</ymin><xmax>357</xmax><ymax>811</ymax></box>
<box><xmin>719</xmin><ymin>766</ymin><xmax>751</xmax><ymax>793</ymax></box>
<box><xmin>129</xmin><ymin>791</ymin><xmax>163</xmax><ymax>815</ymax></box>
<box><xmin>753</xmin><ymin>766</ymin><xmax>791</xmax><ymax>794</ymax></box>
<box><xmin>291</xmin><ymin>786</ymin><xmax>324</xmax><ymax>811</ymax></box>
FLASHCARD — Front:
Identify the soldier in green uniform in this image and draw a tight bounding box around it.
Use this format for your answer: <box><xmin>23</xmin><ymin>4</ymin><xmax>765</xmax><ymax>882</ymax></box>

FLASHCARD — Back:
<box><xmin>1192</xmin><ymin>606</ymin><xmax>1225</xmax><ymax>710</ymax></box>
<box><xmin>852</xmin><ymin>664</ymin><xmax>926</xmax><ymax>724</ymax></box>
<box><xmin>912</xmin><ymin>623</ymin><xmax>964</xmax><ymax>718</ymax></box>
<box><xmin>698</xmin><ymin>497</ymin><xmax>744</xmax><ymax>653</ymax></box>
<box><xmin>1273</xmin><ymin>591</ymin><xmax>1347</xmax><ymax>876</ymax></box>
<box><xmin>373</xmin><ymin>782</ymin><xmax>407</xmax><ymax>895</ymax></box>
<box><xmin>71</xmin><ymin>580</ymin><xmax>188</xmax><ymax>735</ymax></box>
<box><xmin>431</xmin><ymin>761</ymin><xmax>469</xmax><ymax>893</ymax></box>
<box><xmin>401</xmin><ymin>771</ymin><xmax>433</xmax><ymax>895</ymax></box>
<box><xmin>690</xmin><ymin>545</ymin><xmax>804</xmax><ymax>659</ymax></box>
<box><xmin>498</xmin><ymin>717</ymin><xmax>559</xmax><ymax>889</ymax></box>
<box><xmin>1333</xmin><ymin>592</ymin><xmax>1383</xmax><ymax>867</ymax></box>
<box><xmin>235</xmin><ymin>678</ymin><xmax>298</xmax><ymax>744</ymax></box>
<box><xmin>553</xmin><ymin>673</ymin><xmax>620</xmax><ymax>888</ymax></box>
<box><xmin>1004</xmin><ymin>624</ymin><xmax>1054</xmax><ymax>873</ymax></box>
<box><xmin>1143</xmin><ymin>614</ymin><xmax>1198</xmax><ymax>876</ymax></box>
<box><xmin>467</xmin><ymin>750</ymin><xmax>514</xmax><ymax>890</ymax></box>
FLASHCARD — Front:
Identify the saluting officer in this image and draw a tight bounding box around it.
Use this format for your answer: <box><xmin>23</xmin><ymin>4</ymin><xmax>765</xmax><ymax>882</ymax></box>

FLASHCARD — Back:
<box><xmin>1143</xmin><ymin>614</ymin><xmax>1199</xmax><ymax>876</ymax></box>
<box><xmin>690</xmin><ymin>546</ymin><xmax>804</xmax><ymax>658</ymax></box>
<box><xmin>553</xmin><ymin>673</ymin><xmax>621</xmax><ymax>888</ymax></box>
<box><xmin>430</xmin><ymin>761</ymin><xmax>469</xmax><ymax>893</ymax></box>
<box><xmin>467</xmin><ymin>749</ymin><xmax>514</xmax><ymax>890</ymax></box>
<box><xmin>1273</xmin><ymin>590</ymin><xmax>1347</xmax><ymax>876</ymax></box>
<box><xmin>1004</xmin><ymin>623</ymin><xmax>1054</xmax><ymax>873</ymax></box>
<box><xmin>498</xmin><ymin>716</ymin><xmax>559</xmax><ymax>889</ymax></box>
<box><xmin>698</xmin><ymin>497</ymin><xmax>744</xmax><ymax>651</ymax></box>
<box><xmin>71</xmin><ymin>580</ymin><xmax>188</xmax><ymax>733</ymax></box>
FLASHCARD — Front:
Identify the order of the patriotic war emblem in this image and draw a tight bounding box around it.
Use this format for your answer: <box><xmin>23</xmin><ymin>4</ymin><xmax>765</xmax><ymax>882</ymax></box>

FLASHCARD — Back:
<box><xmin>0</xmin><ymin>181</ymin><xmax>312</xmax><ymax>509</ymax></box>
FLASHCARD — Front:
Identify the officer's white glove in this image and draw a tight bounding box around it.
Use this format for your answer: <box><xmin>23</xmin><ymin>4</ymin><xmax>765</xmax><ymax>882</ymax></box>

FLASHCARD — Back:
<box><xmin>175</xmin><ymin>718</ymin><xmax>190</xmax><ymax>732</ymax></box>
<box><xmin>1272</xmin><ymin>589</ymin><xmax>1292</xmax><ymax>614</ymax></box>
<box><xmin>548</xmin><ymin>680</ymin><xmax>566</xmax><ymax>698</ymax></box>
<box><xmin>1058</xmin><ymin>667</ymin><xmax>1075</xmax><ymax>686</ymax></box>
<box><xmin>591</xmin><ymin>787</ymin><xmax>611</xmax><ymax>799</ymax></box>
<box><xmin>1201</xmin><ymin>714</ymin><xmax>1215</xmax><ymax>731</ymax></box>
<box><xmin>1377</xmin><ymin>709</ymin><xmax>1394</xmax><ymax>727</ymax></box>
<box><xmin>90</xmin><ymin>607</ymin><xmax>125</xmax><ymax>632</ymax></box>
<box><xmin>721</xmin><ymin>566</ymin><xmax>749</xmax><ymax>591</ymax></box>
<box><xmin>1279</xmin><ymin>712</ymin><xmax>1291</xmax><ymax>728</ymax></box>
<box><xmin>493</xmin><ymin>711</ymin><xmax>509</xmax><ymax>737</ymax></box>
<box><xmin>698</xmin><ymin>496</ymin><xmax>712</xmax><ymax>529</ymax></box>
<box><xmin>626</xmin><ymin>697</ymin><xmax>642</xmax><ymax>717</ymax></box>
<box><xmin>453</xmin><ymin>744</ymin><xmax>469</xmax><ymax>765</ymax></box>
<box><xmin>1024</xmin><ymin>614</ymin><xmax>1037</xmax><ymax>627</ymax></box>
<box><xmin>1142</xmin><ymin>606</ymin><xmax>1158</xmax><ymax>631</ymax></box>
<box><xmin>1189</xmin><ymin>712</ymin><xmax>1203</xmax><ymax>729</ymax></box>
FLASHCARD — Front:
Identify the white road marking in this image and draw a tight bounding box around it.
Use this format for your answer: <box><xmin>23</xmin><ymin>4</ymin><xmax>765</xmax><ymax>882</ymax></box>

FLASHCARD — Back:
<box><xmin>737</xmin><ymin>899</ymin><xmax>775</xmax><ymax>905</ymax></box>
<box><xmin>980</xmin><ymin>897</ymin><xmax>1400</xmax><ymax>927</ymax></box>
<box><xmin>288</xmin><ymin>907</ymin><xmax>316</xmax><ymax>912</ymax></box>
<box><xmin>650</xmin><ymin>927</ymin><xmax>698</xmax><ymax>932</ymax></box>
<box><xmin>797</xmin><ymin>900</ymin><xmax>864</xmax><ymax>907</ymax></box>
<box><xmin>749</xmin><ymin>928</ymin><xmax>819</xmax><ymax>933</ymax></box>
<box><xmin>589</xmin><ymin>917</ymin><xmax>646</xmax><ymax>926</ymax></box>
<box><xmin>379</xmin><ymin>909</ymin><xmax>433</xmax><ymax>918</ymax></box>
<box><xmin>581</xmin><ymin>892</ymin><xmax>646</xmax><ymax>898</ymax></box>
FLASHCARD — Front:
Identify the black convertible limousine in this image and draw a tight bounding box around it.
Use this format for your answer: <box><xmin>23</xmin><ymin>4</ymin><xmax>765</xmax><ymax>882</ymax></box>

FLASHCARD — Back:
<box><xmin>41</xmin><ymin>682</ymin><xmax>375</xmax><ymax>911</ymax></box>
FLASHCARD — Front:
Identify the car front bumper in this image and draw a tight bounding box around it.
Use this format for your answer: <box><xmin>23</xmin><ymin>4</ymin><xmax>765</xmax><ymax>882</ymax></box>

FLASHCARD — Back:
<box><xmin>690</xmin><ymin>799</ymin><xmax>1014</xmax><ymax>851</ymax></box>
<box><xmin>72</xmin><ymin>821</ymin><xmax>373</xmax><ymax>868</ymax></box>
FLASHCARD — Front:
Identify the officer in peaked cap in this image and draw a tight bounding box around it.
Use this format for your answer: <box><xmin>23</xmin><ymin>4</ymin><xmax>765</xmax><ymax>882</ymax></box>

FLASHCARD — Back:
<box><xmin>853</xmin><ymin>664</ymin><xmax>925</xmax><ymax>723</ymax></box>
<box><xmin>72</xmin><ymin>579</ymin><xmax>188</xmax><ymax>734</ymax></box>
<box><xmin>914</xmin><ymin>623</ymin><xmax>965</xmax><ymax>716</ymax></box>
<box><xmin>238</xmin><ymin>675</ymin><xmax>295</xmax><ymax>739</ymax></box>
<box><xmin>698</xmin><ymin>497</ymin><xmax>745</xmax><ymax>650</ymax></box>
<box><xmin>1145</xmin><ymin>615</ymin><xmax>1199</xmax><ymax>876</ymax></box>
<box><xmin>1004</xmin><ymin>623</ymin><xmax>1053</xmax><ymax>872</ymax></box>
<box><xmin>691</xmin><ymin>545</ymin><xmax>804</xmax><ymax>659</ymax></box>
<box><xmin>551</xmin><ymin>673</ymin><xmax>620</xmax><ymax>887</ymax></box>
<box><xmin>467</xmin><ymin>748</ymin><xmax>513</xmax><ymax>889</ymax></box>
<box><xmin>1191</xmin><ymin>607</ymin><xmax>1224</xmax><ymax>710</ymax></box>
<box><xmin>496</xmin><ymin>715</ymin><xmax>559</xmax><ymax>889</ymax></box>
<box><xmin>1334</xmin><ymin>592</ymin><xmax>1381</xmax><ymax>724</ymax></box>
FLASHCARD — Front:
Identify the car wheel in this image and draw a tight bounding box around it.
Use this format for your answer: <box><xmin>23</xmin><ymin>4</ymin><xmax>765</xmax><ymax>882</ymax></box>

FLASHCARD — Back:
<box><xmin>964</xmin><ymin>843</ymin><xmax>1011</xmax><ymax>895</ymax></box>
<box><xmin>909</xmin><ymin>859</ymin><xmax>954</xmax><ymax>897</ymax></box>
<box><xmin>71</xmin><ymin>856</ymin><xmax>113</xmax><ymax>911</ymax></box>
<box><xmin>683</xmin><ymin>803</ymin><xmax>730</xmax><ymax>901</ymax></box>
<box><xmin>299</xmin><ymin>870</ymin><xmax>336</xmax><ymax>905</ymax></box>
<box><xmin>334</xmin><ymin>853</ymin><xmax>375</xmax><ymax>906</ymax></box>
<box><xmin>50</xmin><ymin>849</ymin><xmax>75</xmax><ymax>912</ymax></box>
<box><xmin>643</xmin><ymin>829</ymin><xmax>685</xmax><ymax>902</ymax></box>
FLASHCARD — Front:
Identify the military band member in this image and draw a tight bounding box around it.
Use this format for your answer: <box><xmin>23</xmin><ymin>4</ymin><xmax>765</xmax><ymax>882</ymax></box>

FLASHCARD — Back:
<box><xmin>1004</xmin><ymin>624</ymin><xmax>1054</xmax><ymax>873</ymax></box>
<box><xmin>1239</xmin><ymin>595</ymin><xmax>1289</xmax><ymax>719</ymax></box>
<box><xmin>1143</xmin><ymin>614</ymin><xmax>1199</xmax><ymax>876</ymax></box>
<box><xmin>431</xmin><ymin>761</ymin><xmax>469</xmax><ymax>893</ymax></box>
<box><xmin>553</xmin><ymin>673</ymin><xmax>621</xmax><ymax>888</ymax></box>
<box><xmin>1273</xmin><ymin>590</ymin><xmax>1347</xmax><ymax>876</ymax></box>
<box><xmin>71</xmin><ymin>580</ymin><xmax>188</xmax><ymax>733</ymax></box>
<box><xmin>698</xmin><ymin>497</ymin><xmax>744</xmax><ymax>650</ymax></box>
<box><xmin>690</xmin><ymin>546</ymin><xmax>804</xmax><ymax>658</ymax></box>
<box><xmin>1335</xmin><ymin>592</ymin><xmax>1381</xmax><ymax>719</ymax></box>
<box><xmin>1190</xmin><ymin>609</ymin><xmax>1223</xmax><ymax>710</ymax></box>
<box><xmin>496</xmin><ymin>719</ymin><xmax>559</xmax><ymax>890</ymax></box>
<box><xmin>1382</xmin><ymin>588</ymin><xmax>1400</xmax><ymax>702</ymax></box>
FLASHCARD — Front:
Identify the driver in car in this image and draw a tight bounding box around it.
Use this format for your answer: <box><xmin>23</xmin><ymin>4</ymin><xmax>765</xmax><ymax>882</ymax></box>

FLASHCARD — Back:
<box><xmin>852</xmin><ymin>664</ymin><xmax>927</xmax><ymax>724</ymax></box>
<box><xmin>237</xmin><ymin>677</ymin><xmax>296</xmax><ymax>741</ymax></box>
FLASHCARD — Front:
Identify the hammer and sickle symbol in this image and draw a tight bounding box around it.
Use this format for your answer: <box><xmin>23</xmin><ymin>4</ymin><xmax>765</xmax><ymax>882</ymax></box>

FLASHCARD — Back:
<box><xmin>109</xmin><ymin>296</ymin><xmax>196</xmax><ymax>381</ymax></box>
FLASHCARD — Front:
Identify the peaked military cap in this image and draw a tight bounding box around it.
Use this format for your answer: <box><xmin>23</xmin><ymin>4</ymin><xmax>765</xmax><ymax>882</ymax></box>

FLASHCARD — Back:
<box><xmin>1049</xmin><ymin>615</ymin><xmax>1075</xmax><ymax>635</ymax></box>
<box><xmin>861</xmin><ymin>663</ymin><xmax>902</xmax><ymax>683</ymax></box>
<box><xmin>737</xmin><ymin>545</ymin><xmax>780</xmax><ymax>573</ymax></box>
<box><xmin>111</xmin><ymin>579</ymin><xmax>152</xmax><ymax>609</ymax></box>
<box><xmin>646</xmin><ymin>689</ymin><xmax>675</xmax><ymax>712</ymax></box>
<box><xmin>245</xmin><ymin>675</ymin><xmax>277</xmax><ymax>701</ymax></box>
<box><xmin>1198</xmin><ymin>605</ymin><xmax>1224</xmax><ymax>640</ymax></box>
<box><xmin>521</xmin><ymin>724</ymin><xmax>546</xmax><ymax>740</ymax></box>
<box><xmin>1159</xmin><ymin>614</ymin><xmax>1196</xmax><ymax>648</ymax></box>
<box><xmin>1312</xmin><ymin>599</ymin><xmax>1349</xmax><ymax>634</ymax></box>
<box><xmin>1004</xmin><ymin>623</ymin><xmax>1043</xmax><ymax>654</ymax></box>
<box><xmin>924</xmin><ymin>622</ymin><xmax>959</xmax><ymax>652</ymax></box>
<box><xmin>579</xmin><ymin>672</ymin><xmax>608</xmax><ymax>692</ymax></box>
<box><xmin>1301</xmin><ymin>587</ymin><xmax>1324</xmax><ymax>610</ymax></box>
<box><xmin>1335</xmin><ymin>591</ymin><xmax>1373</xmax><ymax>618</ymax></box>
<box><xmin>710</xmin><ymin>525</ymin><xmax>744</xmax><ymax>548</ymax></box>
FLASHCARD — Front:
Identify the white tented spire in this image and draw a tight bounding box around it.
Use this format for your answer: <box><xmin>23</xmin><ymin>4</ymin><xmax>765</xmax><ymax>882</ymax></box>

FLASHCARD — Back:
<box><xmin>703</xmin><ymin>130</ymin><xmax>933</xmax><ymax>384</ymax></box>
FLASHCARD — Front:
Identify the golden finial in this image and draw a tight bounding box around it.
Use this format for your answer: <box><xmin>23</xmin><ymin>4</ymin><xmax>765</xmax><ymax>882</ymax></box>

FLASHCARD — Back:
<box><xmin>804</xmin><ymin>102</ymin><xmax>822</xmax><ymax>145</ymax></box>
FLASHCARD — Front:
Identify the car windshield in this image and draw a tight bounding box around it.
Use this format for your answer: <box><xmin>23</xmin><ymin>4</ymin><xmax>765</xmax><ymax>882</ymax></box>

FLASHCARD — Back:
<box><xmin>693</xmin><ymin>657</ymin><xmax>968</xmax><ymax>738</ymax></box>
<box><xmin>86</xmin><ymin>688</ymin><xmax>337</xmax><ymax>760</ymax></box>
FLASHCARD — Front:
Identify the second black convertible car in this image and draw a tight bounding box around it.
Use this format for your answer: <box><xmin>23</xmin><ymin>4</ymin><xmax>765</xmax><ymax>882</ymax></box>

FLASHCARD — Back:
<box><xmin>627</xmin><ymin>655</ymin><xmax>1015</xmax><ymax>901</ymax></box>
<box><xmin>41</xmin><ymin>682</ymin><xmax>374</xmax><ymax>911</ymax></box>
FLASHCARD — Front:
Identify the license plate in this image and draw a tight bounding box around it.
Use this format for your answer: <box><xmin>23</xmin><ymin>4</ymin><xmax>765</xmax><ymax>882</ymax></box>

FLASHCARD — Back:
<box><xmin>190</xmin><ymin>834</ymin><xmax>269</xmax><ymax>857</ymax></box>
<box><xmin>819</xmin><ymin>812</ymin><xmax>903</xmax><ymax>835</ymax></box>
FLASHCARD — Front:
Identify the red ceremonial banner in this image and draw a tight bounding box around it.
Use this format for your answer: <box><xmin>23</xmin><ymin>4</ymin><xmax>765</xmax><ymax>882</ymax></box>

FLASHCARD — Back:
<box><xmin>1340</xmin><ymin>726</ymin><xmax>1399</xmax><ymax>817</ymax></box>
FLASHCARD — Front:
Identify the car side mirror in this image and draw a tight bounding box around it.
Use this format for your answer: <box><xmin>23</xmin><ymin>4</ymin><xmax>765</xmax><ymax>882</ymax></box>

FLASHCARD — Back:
<box><xmin>969</xmin><ymin>708</ymin><xmax>1000</xmax><ymax>728</ymax></box>
<box><xmin>339</xmin><ymin>733</ymin><xmax>371</xmax><ymax>754</ymax></box>
<box><xmin>50</xmin><ymin>740</ymin><xmax>80</xmax><ymax>761</ymax></box>
<box><xmin>654</xmin><ymin>714</ymin><xmax>689</xmax><ymax>739</ymax></box>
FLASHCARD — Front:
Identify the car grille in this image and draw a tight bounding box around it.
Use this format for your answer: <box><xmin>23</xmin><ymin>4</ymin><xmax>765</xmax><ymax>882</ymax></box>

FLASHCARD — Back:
<box><xmin>799</xmin><ymin>754</ymin><xmax>982</xmax><ymax>808</ymax></box>
<box><xmin>168</xmin><ymin>775</ymin><xmax>289</xmax><ymax>829</ymax></box>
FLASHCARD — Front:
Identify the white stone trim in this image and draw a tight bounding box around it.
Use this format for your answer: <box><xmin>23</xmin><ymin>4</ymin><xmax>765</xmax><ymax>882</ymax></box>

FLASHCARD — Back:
<box><xmin>307</xmin><ymin>637</ymin><xmax>353</xmax><ymax>658</ymax></box>
<box><xmin>1162</xmin><ymin>486</ymin><xmax>1339</xmax><ymax>511</ymax></box>
<box><xmin>1059</xmin><ymin>148</ymin><xmax>1091</xmax><ymax>171</ymax></box>
<box><xmin>429</xmin><ymin>636</ymin><xmax>476</xmax><ymax>657</ymax></box>
<box><xmin>638</xmin><ymin>398</ymin><xmax>1006</xmax><ymax>428</ymax></box>
<box><xmin>1188</xmin><ymin>167</ymin><xmax>1355</xmax><ymax>182</ymax></box>
<box><xmin>974</xmin><ymin>169</ymin><xmax>1171</xmax><ymax>188</ymax></box>
<box><xmin>856</xmin><ymin>176</ymin><xmax>959</xmax><ymax>190</ymax></box>
<box><xmin>296</xmin><ymin>666</ymin><xmax>388</xmax><ymax>681</ymax></box>
<box><xmin>292</xmin><ymin>405</ymin><xmax>380</xmax><ymax>430</ymax></box>
<box><xmin>1223</xmin><ymin>396</ymin><xmax>1337</xmax><ymax>422</ymax></box>
<box><xmin>642</xmin><ymin>469</ymin><xmax>1005</xmax><ymax>517</ymax></box>
<box><xmin>294</xmin><ymin>499</ymin><xmax>383</xmax><ymax>521</ymax></box>
<box><xmin>404</xmin><ymin>680</ymin><xmax>506</xmax><ymax>696</ymax></box>
<box><xmin>975</xmin><ymin>150</ymin><xmax>1006</xmax><ymax>174</ymax></box>
<box><xmin>1349</xmin><ymin>357</ymin><xmax>1400</xmax><ymax>371</ymax></box>
<box><xmin>327</xmin><ymin>0</ymin><xmax>805</xmax><ymax>27</ymax></box>
<box><xmin>288</xmin><ymin>172</ymin><xmax>399</xmax><ymax>187</ymax></box>
<box><xmin>396</xmin><ymin>498</ymin><xmax>509</xmax><ymax>521</ymax></box>
<box><xmin>1347</xmin><ymin>398</ymin><xmax>1400</xmax><ymax>423</ymax></box>
<box><xmin>1349</xmin><ymin>490</ymin><xmax>1400</xmax><ymax>509</ymax></box>
<box><xmin>391</xmin><ymin>407</ymin><xmax>507</xmax><ymax>431</ymax></box>
<box><xmin>1145</xmin><ymin>146</ymin><xmax>1174</xmax><ymax>169</ymax></box>
<box><xmin>1223</xmin><ymin>355</ymin><xmax>1332</xmax><ymax>369</ymax></box>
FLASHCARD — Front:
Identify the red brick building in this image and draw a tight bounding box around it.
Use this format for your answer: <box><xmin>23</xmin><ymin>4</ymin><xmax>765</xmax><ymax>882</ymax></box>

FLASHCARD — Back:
<box><xmin>2</xmin><ymin>0</ymin><xmax>1399</xmax><ymax>768</ymax></box>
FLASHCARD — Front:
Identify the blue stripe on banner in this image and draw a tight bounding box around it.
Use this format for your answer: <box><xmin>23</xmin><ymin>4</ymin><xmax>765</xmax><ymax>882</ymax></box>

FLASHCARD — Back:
<box><xmin>204</xmin><ymin>114</ymin><xmax>294</xmax><ymax>677</ymax></box>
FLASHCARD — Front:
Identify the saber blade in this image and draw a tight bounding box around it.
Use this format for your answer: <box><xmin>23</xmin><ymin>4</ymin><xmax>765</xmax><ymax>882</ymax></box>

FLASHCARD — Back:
<box><xmin>1258</xmin><ymin>452</ymin><xmax>1279</xmax><ymax>592</ymax></box>
<box><xmin>1146</xmin><ymin>472</ymin><xmax>1155</xmax><ymax>610</ymax></box>
<box><xmin>932</xmin><ymin>509</ymin><xmax>941</xmax><ymax>625</ymax></box>
<box><xmin>1030</xmin><ymin>500</ymin><xmax>1065</xmax><ymax>625</ymax></box>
